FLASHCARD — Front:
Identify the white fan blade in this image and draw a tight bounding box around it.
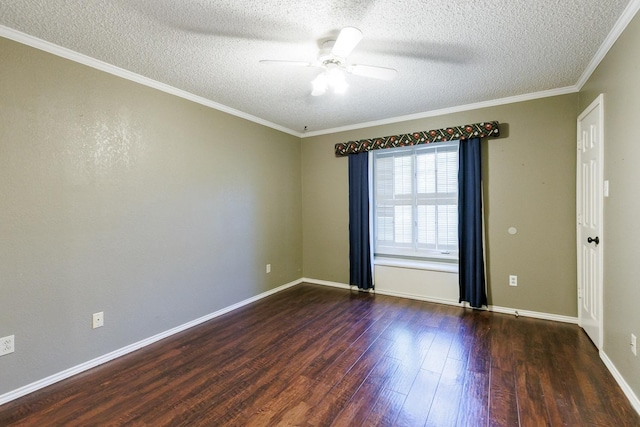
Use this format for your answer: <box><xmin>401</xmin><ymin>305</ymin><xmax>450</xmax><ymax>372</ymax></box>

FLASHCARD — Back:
<box><xmin>259</xmin><ymin>60</ymin><xmax>313</xmax><ymax>67</ymax></box>
<box><xmin>331</xmin><ymin>27</ymin><xmax>363</xmax><ymax>58</ymax></box>
<box><xmin>349</xmin><ymin>64</ymin><xmax>397</xmax><ymax>80</ymax></box>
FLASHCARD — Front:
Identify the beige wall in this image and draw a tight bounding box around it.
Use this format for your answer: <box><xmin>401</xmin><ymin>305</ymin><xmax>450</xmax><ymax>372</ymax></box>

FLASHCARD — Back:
<box><xmin>302</xmin><ymin>94</ymin><xmax>579</xmax><ymax>316</ymax></box>
<box><xmin>579</xmin><ymin>11</ymin><xmax>640</xmax><ymax>400</ymax></box>
<box><xmin>0</xmin><ymin>37</ymin><xmax>302</xmax><ymax>395</ymax></box>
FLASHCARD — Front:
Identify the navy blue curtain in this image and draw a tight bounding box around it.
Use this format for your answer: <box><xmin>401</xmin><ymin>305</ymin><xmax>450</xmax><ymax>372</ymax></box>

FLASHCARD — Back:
<box><xmin>458</xmin><ymin>137</ymin><xmax>487</xmax><ymax>308</ymax></box>
<box><xmin>348</xmin><ymin>152</ymin><xmax>373</xmax><ymax>290</ymax></box>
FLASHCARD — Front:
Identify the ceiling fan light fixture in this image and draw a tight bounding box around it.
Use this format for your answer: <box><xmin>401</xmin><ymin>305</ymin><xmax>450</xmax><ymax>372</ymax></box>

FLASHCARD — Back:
<box><xmin>311</xmin><ymin>68</ymin><xmax>348</xmax><ymax>96</ymax></box>
<box><xmin>311</xmin><ymin>73</ymin><xmax>328</xmax><ymax>96</ymax></box>
<box><xmin>327</xmin><ymin>68</ymin><xmax>348</xmax><ymax>94</ymax></box>
<box><xmin>262</xmin><ymin>26</ymin><xmax>394</xmax><ymax>97</ymax></box>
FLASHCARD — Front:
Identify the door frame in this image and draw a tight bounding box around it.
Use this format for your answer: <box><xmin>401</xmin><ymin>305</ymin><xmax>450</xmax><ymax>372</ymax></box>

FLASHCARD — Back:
<box><xmin>576</xmin><ymin>93</ymin><xmax>604</xmax><ymax>350</ymax></box>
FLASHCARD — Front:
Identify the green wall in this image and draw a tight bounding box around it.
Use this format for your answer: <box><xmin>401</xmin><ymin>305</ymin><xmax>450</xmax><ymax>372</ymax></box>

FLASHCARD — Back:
<box><xmin>302</xmin><ymin>94</ymin><xmax>579</xmax><ymax>316</ymax></box>
<box><xmin>579</xmin><ymin>11</ymin><xmax>640</xmax><ymax>401</ymax></box>
<box><xmin>0</xmin><ymin>37</ymin><xmax>302</xmax><ymax>395</ymax></box>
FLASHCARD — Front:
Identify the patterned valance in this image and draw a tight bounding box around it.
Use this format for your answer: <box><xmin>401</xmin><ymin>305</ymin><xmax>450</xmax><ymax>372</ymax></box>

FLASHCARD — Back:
<box><xmin>334</xmin><ymin>121</ymin><xmax>500</xmax><ymax>157</ymax></box>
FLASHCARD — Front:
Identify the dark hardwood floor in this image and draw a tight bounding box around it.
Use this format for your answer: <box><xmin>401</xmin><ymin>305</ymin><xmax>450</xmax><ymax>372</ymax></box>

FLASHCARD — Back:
<box><xmin>1</xmin><ymin>283</ymin><xmax>638</xmax><ymax>426</ymax></box>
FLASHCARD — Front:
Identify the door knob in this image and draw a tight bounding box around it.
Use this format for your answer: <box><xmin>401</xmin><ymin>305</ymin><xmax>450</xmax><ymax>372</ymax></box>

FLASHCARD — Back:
<box><xmin>587</xmin><ymin>236</ymin><xmax>600</xmax><ymax>245</ymax></box>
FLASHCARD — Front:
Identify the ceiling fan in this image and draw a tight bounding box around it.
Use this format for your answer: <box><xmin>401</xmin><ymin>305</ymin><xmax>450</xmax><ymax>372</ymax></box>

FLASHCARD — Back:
<box><xmin>259</xmin><ymin>27</ymin><xmax>397</xmax><ymax>96</ymax></box>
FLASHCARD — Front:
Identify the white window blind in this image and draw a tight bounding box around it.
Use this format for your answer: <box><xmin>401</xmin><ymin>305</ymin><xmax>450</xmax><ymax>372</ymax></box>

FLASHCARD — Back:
<box><xmin>372</xmin><ymin>141</ymin><xmax>459</xmax><ymax>261</ymax></box>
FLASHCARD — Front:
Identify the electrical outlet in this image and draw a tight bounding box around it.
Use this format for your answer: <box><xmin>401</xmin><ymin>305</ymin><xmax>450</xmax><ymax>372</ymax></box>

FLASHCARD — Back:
<box><xmin>632</xmin><ymin>334</ymin><xmax>637</xmax><ymax>356</ymax></box>
<box><xmin>266</xmin><ymin>264</ymin><xmax>271</xmax><ymax>274</ymax></box>
<box><xmin>509</xmin><ymin>275</ymin><xmax>518</xmax><ymax>287</ymax></box>
<box><xmin>92</xmin><ymin>312</ymin><xmax>104</xmax><ymax>329</ymax></box>
<box><xmin>0</xmin><ymin>335</ymin><xmax>15</xmax><ymax>356</ymax></box>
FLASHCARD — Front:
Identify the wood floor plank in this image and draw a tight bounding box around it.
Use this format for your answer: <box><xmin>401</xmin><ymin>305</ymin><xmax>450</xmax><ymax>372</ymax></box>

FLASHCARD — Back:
<box><xmin>329</xmin><ymin>355</ymin><xmax>400</xmax><ymax>426</ymax></box>
<box><xmin>536</xmin><ymin>325</ymin><xmax>584</xmax><ymax>427</ymax></box>
<box><xmin>384</xmin><ymin>361</ymin><xmax>423</xmax><ymax>396</ymax></box>
<box><xmin>363</xmin><ymin>387</ymin><xmax>406</xmax><ymax>427</ymax></box>
<box><xmin>1</xmin><ymin>283</ymin><xmax>639</xmax><ymax>426</ymax></box>
<box><xmin>466</xmin><ymin>311</ymin><xmax>492</xmax><ymax>373</ymax></box>
<box><xmin>424</xmin><ymin>357</ymin><xmax>466</xmax><ymax>427</ymax></box>
<box><xmin>514</xmin><ymin>358</ymin><xmax>551</xmax><ymax>427</ymax></box>
<box><xmin>487</xmin><ymin>366</ymin><xmax>519</xmax><ymax>427</ymax></box>
<box><xmin>421</xmin><ymin>331</ymin><xmax>453</xmax><ymax>374</ymax></box>
<box><xmin>456</xmin><ymin>370</ymin><xmax>490</xmax><ymax>427</ymax></box>
<box><xmin>393</xmin><ymin>368</ymin><xmax>440</xmax><ymax>426</ymax></box>
<box><xmin>231</xmin><ymin>303</ymin><xmax>390</xmax><ymax>424</ymax></box>
<box><xmin>305</xmin><ymin>337</ymin><xmax>395</xmax><ymax>425</ymax></box>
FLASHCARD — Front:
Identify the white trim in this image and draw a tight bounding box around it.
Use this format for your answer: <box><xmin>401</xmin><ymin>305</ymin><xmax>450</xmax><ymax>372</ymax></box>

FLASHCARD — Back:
<box><xmin>576</xmin><ymin>0</ymin><xmax>640</xmax><ymax>90</ymax></box>
<box><xmin>0</xmin><ymin>278</ymin><xmax>303</xmax><ymax>406</ymax></box>
<box><xmin>3</xmin><ymin>0</ymin><xmax>638</xmax><ymax>142</ymax></box>
<box><xmin>576</xmin><ymin>94</ymin><xmax>605</xmax><ymax>350</ymax></box>
<box><xmin>0</xmin><ymin>20</ymin><xmax>577</xmax><ymax>139</ymax></box>
<box><xmin>303</xmin><ymin>278</ymin><xmax>578</xmax><ymax>324</ymax></box>
<box><xmin>374</xmin><ymin>287</ymin><xmax>463</xmax><ymax>307</ymax></box>
<box><xmin>0</xmin><ymin>25</ymin><xmax>301</xmax><ymax>138</ymax></box>
<box><xmin>301</xmin><ymin>86</ymin><xmax>578</xmax><ymax>137</ymax></box>
<box><xmin>486</xmin><ymin>304</ymin><xmax>578</xmax><ymax>325</ymax></box>
<box><xmin>0</xmin><ymin>277</ymin><xmax>610</xmax><ymax>408</ymax></box>
<box><xmin>600</xmin><ymin>351</ymin><xmax>640</xmax><ymax>415</ymax></box>
<box><xmin>0</xmin><ymin>22</ymin><xmax>578</xmax><ymax>140</ymax></box>
<box><xmin>303</xmin><ymin>0</ymin><xmax>638</xmax><ymax>138</ymax></box>
<box><xmin>301</xmin><ymin>278</ymin><xmax>352</xmax><ymax>291</ymax></box>
<box><xmin>374</xmin><ymin>257</ymin><xmax>458</xmax><ymax>274</ymax></box>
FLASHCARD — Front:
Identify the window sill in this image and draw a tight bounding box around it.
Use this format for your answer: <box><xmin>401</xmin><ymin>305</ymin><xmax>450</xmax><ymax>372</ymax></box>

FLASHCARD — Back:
<box><xmin>374</xmin><ymin>257</ymin><xmax>458</xmax><ymax>274</ymax></box>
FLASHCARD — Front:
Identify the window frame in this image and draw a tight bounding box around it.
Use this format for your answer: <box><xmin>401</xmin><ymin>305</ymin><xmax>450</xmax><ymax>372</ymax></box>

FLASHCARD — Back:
<box><xmin>370</xmin><ymin>140</ymin><xmax>460</xmax><ymax>264</ymax></box>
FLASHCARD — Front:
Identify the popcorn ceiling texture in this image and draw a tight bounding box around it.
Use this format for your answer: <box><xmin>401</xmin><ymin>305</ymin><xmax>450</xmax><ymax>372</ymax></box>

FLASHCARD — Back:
<box><xmin>0</xmin><ymin>0</ymin><xmax>631</xmax><ymax>133</ymax></box>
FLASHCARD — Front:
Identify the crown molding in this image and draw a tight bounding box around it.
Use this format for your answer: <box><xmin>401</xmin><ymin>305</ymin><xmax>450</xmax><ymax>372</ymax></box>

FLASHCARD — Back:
<box><xmin>0</xmin><ymin>25</ymin><xmax>302</xmax><ymax>138</ymax></box>
<box><xmin>302</xmin><ymin>86</ymin><xmax>579</xmax><ymax>138</ymax></box>
<box><xmin>576</xmin><ymin>0</ymin><xmax>640</xmax><ymax>89</ymax></box>
<box><xmin>4</xmin><ymin>0</ymin><xmax>638</xmax><ymax>143</ymax></box>
<box><xmin>303</xmin><ymin>0</ymin><xmax>640</xmax><ymax>138</ymax></box>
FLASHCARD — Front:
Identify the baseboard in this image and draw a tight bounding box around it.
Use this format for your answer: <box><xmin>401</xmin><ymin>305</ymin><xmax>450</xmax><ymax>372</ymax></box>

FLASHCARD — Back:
<box><xmin>0</xmin><ymin>278</ymin><xmax>304</xmax><ymax>406</ymax></box>
<box><xmin>600</xmin><ymin>351</ymin><xmax>640</xmax><ymax>415</ymax></box>
<box><xmin>0</xmin><ymin>277</ymin><xmax>590</xmax><ymax>406</ymax></box>
<box><xmin>303</xmin><ymin>278</ymin><xmax>578</xmax><ymax>325</ymax></box>
<box><xmin>486</xmin><ymin>304</ymin><xmax>578</xmax><ymax>324</ymax></box>
<box><xmin>301</xmin><ymin>278</ymin><xmax>352</xmax><ymax>290</ymax></box>
<box><xmin>373</xmin><ymin>287</ymin><xmax>465</xmax><ymax>307</ymax></box>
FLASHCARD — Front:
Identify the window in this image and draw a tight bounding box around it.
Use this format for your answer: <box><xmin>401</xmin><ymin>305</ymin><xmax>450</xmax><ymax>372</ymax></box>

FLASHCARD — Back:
<box><xmin>372</xmin><ymin>141</ymin><xmax>459</xmax><ymax>262</ymax></box>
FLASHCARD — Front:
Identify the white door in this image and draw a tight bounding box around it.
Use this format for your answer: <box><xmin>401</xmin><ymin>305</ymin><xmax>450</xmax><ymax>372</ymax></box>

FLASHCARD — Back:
<box><xmin>577</xmin><ymin>94</ymin><xmax>604</xmax><ymax>349</ymax></box>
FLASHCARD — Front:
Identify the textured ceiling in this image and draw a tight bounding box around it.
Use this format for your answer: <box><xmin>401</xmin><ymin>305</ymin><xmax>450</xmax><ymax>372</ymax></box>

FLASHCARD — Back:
<box><xmin>0</xmin><ymin>0</ymin><xmax>634</xmax><ymax>135</ymax></box>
